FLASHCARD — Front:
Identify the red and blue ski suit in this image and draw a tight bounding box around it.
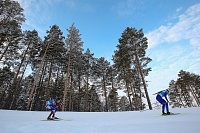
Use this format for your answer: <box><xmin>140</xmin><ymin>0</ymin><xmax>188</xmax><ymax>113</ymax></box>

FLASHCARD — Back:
<box><xmin>45</xmin><ymin>99</ymin><xmax>58</xmax><ymax>115</ymax></box>
<box><xmin>156</xmin><ymin>91</ymin><xmax>169</xmax><ymax>113</ymax></box>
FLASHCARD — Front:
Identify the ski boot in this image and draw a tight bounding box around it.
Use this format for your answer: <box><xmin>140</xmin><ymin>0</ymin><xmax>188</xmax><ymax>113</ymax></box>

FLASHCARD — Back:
<box><xmin>47</xmin><ymin>117</ymin><xmax>54</xmax><ymax>120</ymax></box>
<box><xmin>52</xmin><ymin>114</ymin><xmax>59</xmax><ymax>119</ymax></box>
<box><xmin>162</xmin><ymin>111</ymin><xmax>167</xmax><ymax>115</ymax></box>
<box><xmin>53</xmin><ymin>117</ymin><xmax>59</xmax><ymax>119</ymax></box>
<box><xmin>167</xmin><ymin>111</ymin><xmax>171</xmax><ymax>115</ymax></box>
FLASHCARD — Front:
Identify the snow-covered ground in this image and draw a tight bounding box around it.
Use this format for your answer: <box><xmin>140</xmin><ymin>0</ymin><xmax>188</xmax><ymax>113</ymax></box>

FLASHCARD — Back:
<box><xmin>0</xmin><ymin>107</ymin><xmax>200</xmax><ymax>133</ymax></box>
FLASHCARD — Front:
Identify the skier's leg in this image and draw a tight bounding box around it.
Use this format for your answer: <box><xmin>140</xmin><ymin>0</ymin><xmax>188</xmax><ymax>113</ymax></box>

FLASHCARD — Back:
<box><xmin>51</xmin><ymin>107</ymin><xmax>58</xmax><ymax>119</ymax></box>
<box><xmin>47</xmin><ymin>111</ymin><xmax>54</xmax><ymax>120</ymax></box>
<box><xmin>166</xmin><ymin>103</ymin><xmax>169</xmax><ymax>111</ymax></box>
<box><xmin>162</xmin><ymin>104</ymin><xmax>165</xmax><ymax>114</ymax></box>
<box><xmin>156</xmin><ymin>95</ymin><xmax>165</xmax><ymax>104</ymax></box>
<box><xmin>53</xmin><ymin>111</ymin><xmax>59</xmax><ymax>119</ymax></box>
<box><xmin>47</xmin><ymin>106</ymin><xmax>55</xmax><ymax>119</ymax></box>
<box><xmin>46</xmin><ymin>105</ymin><xmax>53</xmax><ymax>119</ymax></box>
<box><xmin>156</xmin><ymin>95</ymin><xmax>167</xmax><ymax>114</ymax></box>
<box><xmin>166</xmin><ymin>103</ymin><xmax>170</xmax><ymax>114</ymax></box>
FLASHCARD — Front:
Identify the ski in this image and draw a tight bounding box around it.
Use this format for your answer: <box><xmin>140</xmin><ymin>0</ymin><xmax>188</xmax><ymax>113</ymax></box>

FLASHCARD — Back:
<box><xmin>41</xmin><ymin>118</ymin><xmax>72</xmax><ymax>121</ymax></box>
<box><xmin>154</xmin><ymin>112</ymin><xmax>188</xmax><ymax>116</ymax></box>
<box><xmin>162</xmin><ymin>112</ymin><xmax>181</xmax><ymax>116</ymax></box>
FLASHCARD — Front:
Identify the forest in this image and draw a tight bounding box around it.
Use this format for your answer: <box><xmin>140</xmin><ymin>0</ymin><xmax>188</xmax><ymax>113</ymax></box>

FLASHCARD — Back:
<box><xmin>1</xmin><ymin>0</ymin><xmax>200</xmax><ymax>112</ymax></box>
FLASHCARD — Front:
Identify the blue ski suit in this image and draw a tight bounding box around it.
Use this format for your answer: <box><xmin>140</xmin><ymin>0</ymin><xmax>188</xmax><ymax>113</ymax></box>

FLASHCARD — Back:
<box><xmin>156</xmin><ymin>91</ymin><xmax>169</xmax><ymax>113</ymax></box>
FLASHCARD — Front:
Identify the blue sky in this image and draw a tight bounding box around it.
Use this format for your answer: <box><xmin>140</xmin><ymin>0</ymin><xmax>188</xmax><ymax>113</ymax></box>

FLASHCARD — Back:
<box><xmin>16</xmin><ymin>0</ymin><xmax>200</xmax><ymax>102</ymax></box>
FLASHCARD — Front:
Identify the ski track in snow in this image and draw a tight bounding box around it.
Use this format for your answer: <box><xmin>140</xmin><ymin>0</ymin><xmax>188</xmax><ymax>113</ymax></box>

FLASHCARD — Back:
<box><xmin>0</xmin><ymin>107</ymin><xmax>200</xmax><ymax>133</ymax></box>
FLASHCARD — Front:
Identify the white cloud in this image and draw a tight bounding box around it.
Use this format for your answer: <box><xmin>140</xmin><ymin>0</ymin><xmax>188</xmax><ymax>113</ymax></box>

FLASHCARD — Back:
<box><xmin>146</xmin><ymin>44</ymin><xmax>200</xmax><ymax>99</ymax></box>
<box><xmin>146</xmin><ymin>2</ymin><xmax>200</xmax><ymax>92</ymax></box>
<box><xmin>146</xmin><ymin>3</ymin><xmax>200</xmax><ymax>49</ymax></box>
<box><xmin>169</xmin><ymin>7</ymin><xmax>183</xmax><ymax>20</ymax></box>
<box><xmin>176</xmin><ymin>7</ymin><xmax>182</xmax><ymax>12</ymax></box>
<box><xmin>145</xmin><ymin>25</ymin><xmax>170</xmax><ymax>48</ymax></box>
<box><xmin>13</xmin><ymin>0</ymin><xmax>51</xmax><ymax>36</ymax></box>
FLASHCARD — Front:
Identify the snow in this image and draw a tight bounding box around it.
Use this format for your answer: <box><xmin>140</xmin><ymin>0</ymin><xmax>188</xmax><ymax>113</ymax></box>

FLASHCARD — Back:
<box><xmin>0</xmin><ymin>107</ymin><xmax>200</xmax><ymax>133</ymax></box>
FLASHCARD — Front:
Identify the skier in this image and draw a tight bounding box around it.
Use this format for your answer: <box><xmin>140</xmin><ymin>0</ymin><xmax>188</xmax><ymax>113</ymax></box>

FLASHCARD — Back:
<box><xmin>45</xmin><ymin>98</ymin><xmax>61</xmax><ymax>120</ymax></box>
<box><xmin>156</xmin><ymin>89</ymin><xmax>171</xmax><ymax>115</ymax></box>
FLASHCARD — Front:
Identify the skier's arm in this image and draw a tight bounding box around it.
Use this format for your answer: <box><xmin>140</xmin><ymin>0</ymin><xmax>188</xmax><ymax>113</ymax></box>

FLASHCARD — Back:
<box><xmin>164</xmin><ymin>92</ymin><xmax>169</xmax><ymax>102</ymax></box>
<box><xmin>153</xmin><ymin>90</ymin><xmax>163</xmax><ymax>95</ymax></box>
<box><xmin>165</xmin><ymin>96</ymin><xmax>169</xmax><ymax>102</ymax></box>
<box><xmin>53</xmin><ymin>101</ymin><xmax>58</xmax><ymax>108</ymax></box>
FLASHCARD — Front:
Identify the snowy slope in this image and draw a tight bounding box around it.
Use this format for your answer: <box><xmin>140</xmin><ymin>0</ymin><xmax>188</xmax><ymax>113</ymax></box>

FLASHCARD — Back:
<box><xmin>0</xmin><ymin>107</ymin><xmax>200</xmax><ymax>133</ymax></box>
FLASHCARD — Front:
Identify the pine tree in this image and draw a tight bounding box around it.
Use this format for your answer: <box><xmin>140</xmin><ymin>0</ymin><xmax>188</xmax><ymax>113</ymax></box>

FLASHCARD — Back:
<box><xmin>177</xmin><ymin>70</ymin><xmax>200</xmax><ymax>106</ymax></box>
<box><xmin>108</xmin><ymin>87</ymin><xmax>119</xmax><ymax>111</ymax></box>
<box><xmin>62</xmin><ymin>23</ymin><xmax>83</xmax><ymax>111</ymax></box>
<box><xmin>0</xmin><ymin>66</ymin><xmax>14</xmax><ymax>109</ymax></box>
<box><xmin>9</xmin><ymin>30</ymin><xmax>41</xmax><ymax>109</ymax></box>
<box><xmin>27</xmin><ymin>38</ymin><xmax>50</xmax><ymax>110</ymax></box>
<box><xmin>43</xmin><ymin>25</ymin><xmax>65</xmax><ymax>101</ymax></box>
<box><xmin>169</xmin><ymin>80</ymin><xmax>187</xmax><ymax>108</ymax></box>
<box><xmin>73</xmin><ymin>52</ymin><xmax>85</xmax><ymax>111</ymax></box>
<box><xmin>27</xmin><ymin>25</ymin><xmax>66</xmax><ymax>111</ymax></box>
<box><xmin>88</xmin><ymin>85</ymin><xmax>102</xmax><ymax>112</ymax></box>
<box><xmin>16</xmin><ymin>75</ymin><xmax>34</xmax><ymax>110</ymax></box>
<box><xmin>106</xmin><ymin>65</ymin><xmax>119</xmax><ymax>111</ymax></box>
<box><xmin>0</xmin><ymin>0</ymin><xmax>25</xmax><ymax>61</ymax></box>
<box><xmin>113</xmin><ymin>46</ymin><xmax>133</xmax><ymax>110</ymax></box>
<box><xmin>119</xmin><ymin>96</ymin><xmax>130</xmax><ymax>111</ymax></box>
<box><xmin>113</xmin><ymin>27</ymin><xmax>152</xmax><ymax>110</ymax></box>
<box><xmin>82</xmin><ymin>49</ymin><xmax>94</xmax><ymax>111</ymax></box>
<box><xmin>169</xmin><ymin>70</ymin><xmax>200</xmax><ymax>108</ymax></box>
<box><xmin>94</xmin><ymin>57</ymin><xmax>110</xmax><ymax>112</ymax></box>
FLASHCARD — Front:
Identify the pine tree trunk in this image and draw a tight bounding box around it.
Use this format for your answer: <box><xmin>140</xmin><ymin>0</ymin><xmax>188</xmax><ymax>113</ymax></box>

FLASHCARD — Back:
<box><xmin>62</xmin><ymin>45</ymin><xmax>72</xmax><ymax>111</ymax></box>
<box><xmin>130</xmin><ymin>83</ymin><xmax>138</xmax><ymax>110</ymax></box>
<box><xmin>182</xmin><ymin>87</ymin><xmax>191</xmax><ymax>107</ymax></box>
<box><xmin>69</xmin><ymin>76</ymin><xmax>73</xmax><ymax>111</ymax></box>
<box><xmin>177</xmin><ymin>85</ymin><xmax>185</xmax><ymax>107</ymax></box>
<box><xmin>0</xmin><ymin>43</ymin><xmax>10</xmax><ymax>61</ymax></box>
<box><xmin>32</xmin><ymin>62</ymin><xmax>46</xmax><ymax>111</ymax></box>
<box><xmin>27</xmin><ymin>43</ymin><xmax>50</xmax><ymax>111</ymax></box>
<box><xmin>125</xmin><ymin>81</ymin><xmax>133</xmax><ymax>110</ymax></box>
<box><xmin>16</xmin><ymin>60</ymin><xmax>29</xmax><ymax>89</ymax></box>
<box><xmin>54</xmin><ymin>67</ymin><xmax>60</xmax><ymax>97</ymax></box>
<box><xmin>135</xmin><ymin>53</ymin><xmax>152</xmax><ymax>110</ymax></box>
<box><xmin>9</xmin><ymin>41</ymin><xmax>32</xmax><ymax>109</ymax></box>
<box><xmin>138</xmin><ymin>82</ymin><xmax>143</xmax><ymax>110</ymax></box>
<box><xmin>78</xmin><ymin>75</ymin><xmax>81</xmax><ymax>111</ymax></box>
<box><xmin>84</xmin><ymin>72</ymin><xmax>89</xmax><ymax>112</ymax></box>
<box><xmin>189</xmin><ymin>85</ymin><xmax>200</xmax><ymax>106</ymax></box>
<box><xmin>111</xmin><ymin>80</ymin><xmax>117</xmax><ymax>111</ymax></box>
<box><xmin>40</xmin><ymin>63</ymin><xmax>48</xmax><ymax>111</ymax></box>
<box><xmin>45</xmin><ymin>60</ymin><xmax>53</xmax><ymax>101</ymax></box>
<box><xmin>10</xmin><ymin>60</ymin><xmax>29</xmax><ymax>109</ymax></box>
<box><xmin>103</xmin><ymin>76</ymin><xmax>108</xmax><ymax>112</ymax></box>
<box><xmin>181</xmin><ymin>85</ymin><xmax>193</xmax><ymax>107</ymax></box>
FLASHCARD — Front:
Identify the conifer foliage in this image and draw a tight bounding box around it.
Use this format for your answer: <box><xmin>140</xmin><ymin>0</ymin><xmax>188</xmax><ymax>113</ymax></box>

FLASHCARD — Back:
<box><xmin>169</xmin><ymin>70</ymin><xmax>200</xmax><ymax>108</ymax></box>
<box><xmin>2</xmin><ymin>0</ymin><xmax>199</xmax><ymax>112</ymax></box>
<box><xmin>113</xmin><ymin>27</ymin><xmax>152</xmax><ymax>110</ymax></box>
<box><xmin>0</xmin><ymin>0</ymin><xmax>25</xmax><ymax>61</ymax></box>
